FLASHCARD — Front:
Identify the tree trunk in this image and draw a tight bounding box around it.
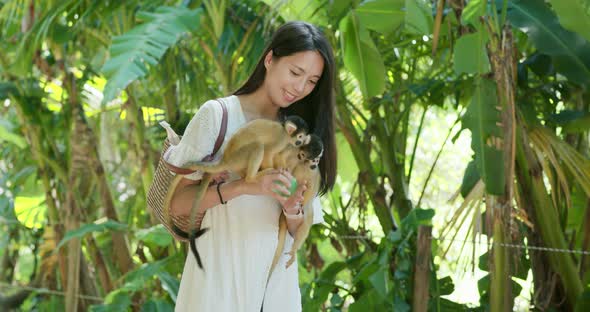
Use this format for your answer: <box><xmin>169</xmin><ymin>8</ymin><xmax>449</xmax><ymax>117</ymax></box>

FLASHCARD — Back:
<box><xmin>412</xmin><ymin>226</ymin><xmax>432</xmax><ymax>312</ymax></box>
<box><xmin>515</xmin><ymin>128</ymin><xmax>583</xmax><ymax>307</ymax></box>
<box><xmin>485</xmin><ymin>21</ymin><xmax>518</xmax><ymax>312</ymax></box>
<box><xmin>79</xmin><ymin>253</ymin><xmax>100</xmax><ymax>311</ymax></box>
<box><xmin>85</xmin><ymin>236</ymin><xmax>113</xmax><ymax>294</ymax></box>
<box><xmin>334</xmin><ymin>81</ymin><xmax>396</xmax><ymax>234</ymax></box>
<box><xmin>126</xmin><ymin>87</ymin><xmax>157</xmax><ymax>225</ymax></box>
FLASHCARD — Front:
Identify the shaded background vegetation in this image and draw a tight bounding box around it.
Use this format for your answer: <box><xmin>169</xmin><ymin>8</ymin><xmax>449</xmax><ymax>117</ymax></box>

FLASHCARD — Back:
<box><xmin>1</xmin><ymin>0</ymin><xmax>590</xmax><ymax>311</ymax></box>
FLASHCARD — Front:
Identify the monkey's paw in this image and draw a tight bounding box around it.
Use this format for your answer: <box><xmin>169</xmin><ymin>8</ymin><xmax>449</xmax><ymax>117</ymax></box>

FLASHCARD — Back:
<box><xmin>285</xmin><ymin>251</ymin><xmax>296</xmax><ymax>268</ymax></box>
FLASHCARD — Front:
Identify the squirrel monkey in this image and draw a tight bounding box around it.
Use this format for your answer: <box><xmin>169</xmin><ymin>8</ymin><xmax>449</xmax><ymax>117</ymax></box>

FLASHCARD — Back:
<box><xmin>274</xmin><ymin>134</ymin><xmax>324</xmax><ymax>268</ymax></box>
<box><xmin>272</xmin><ymin>133</ymin><xmax>324</xmax><ymax>172</ymax></box>
<box><xmin>171</xmin><ymin>116</ymin><xmax>310</xmax><ymax>269</ymax></box>
<box><xmin>184</xmin><ymin>116</ymin><xmax>310</xmax><ymax>179</ymax></box>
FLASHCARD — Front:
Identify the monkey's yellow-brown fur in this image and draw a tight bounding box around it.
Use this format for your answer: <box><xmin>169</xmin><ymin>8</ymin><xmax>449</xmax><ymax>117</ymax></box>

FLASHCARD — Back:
<box><xmin>273</xmin><ymin>134</ymin><xmax>323</xmax><ymax>268</ymax></box>
<box><xmin>170</xmin><ymin>116</ymin><xmax>310</xmax><ymax>270</ymax></box>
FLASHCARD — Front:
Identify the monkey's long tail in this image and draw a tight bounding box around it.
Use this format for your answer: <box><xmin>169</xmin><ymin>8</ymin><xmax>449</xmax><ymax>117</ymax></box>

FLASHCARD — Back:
<box><xmin>173</xmin><ymin>172</ymin><xmax>213</xmax><ymax>270</ymax></box>
<box><xmin>172</xmin><ymin>225</ymin><xmax>208</xmax><ymax>268</ymax></box>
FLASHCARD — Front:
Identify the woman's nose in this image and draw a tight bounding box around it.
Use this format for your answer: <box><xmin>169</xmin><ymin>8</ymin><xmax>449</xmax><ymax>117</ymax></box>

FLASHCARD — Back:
<box><xmin>294</xmin><ymin>78</ymin><xmax>306</xmax><ymax>93</ymax></box>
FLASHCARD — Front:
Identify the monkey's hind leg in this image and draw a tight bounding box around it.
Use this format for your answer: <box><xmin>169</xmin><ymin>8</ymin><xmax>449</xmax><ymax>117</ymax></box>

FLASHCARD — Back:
<box><xmin>243</xmin><ymin>143</ymin><xmax>265</xmax><ymax>182</ymax></box>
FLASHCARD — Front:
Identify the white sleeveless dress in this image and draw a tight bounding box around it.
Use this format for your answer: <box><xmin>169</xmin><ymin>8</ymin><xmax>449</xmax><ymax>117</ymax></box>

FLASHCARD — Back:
<box><xmin>164</xmin><ymin>95</ymin><xmax>324</xmax><ymax>312</ymax></box>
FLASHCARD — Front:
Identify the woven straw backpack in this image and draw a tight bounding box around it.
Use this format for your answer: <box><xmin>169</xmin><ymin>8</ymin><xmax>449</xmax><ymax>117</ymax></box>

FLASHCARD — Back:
<box><xmin>147</xmin><ymin>98</ymin><xmax>287</xmax><ymax>278</ymax></box>
<box><xmin>147</xmin><ymin>99</ymin><xmax>228</xmax><ymax>241</ymax></box>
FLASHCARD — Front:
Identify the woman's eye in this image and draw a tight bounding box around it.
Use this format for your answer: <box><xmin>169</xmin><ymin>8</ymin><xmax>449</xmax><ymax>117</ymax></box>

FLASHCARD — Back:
<box><xmin>290</xmin><ymin>70</ymin><xmax>300</xmax><ymax>76</ymax></box>
<box><xmin>309</xmin><ymin>80</ymin><xmax>318</xmax><ymax>85</ymax></box>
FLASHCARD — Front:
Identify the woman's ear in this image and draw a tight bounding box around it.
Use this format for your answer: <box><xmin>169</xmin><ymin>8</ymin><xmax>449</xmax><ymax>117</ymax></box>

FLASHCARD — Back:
<box><xmin>264</xmin><ymin>50</ymin><xmax>273</xmax><ymax>69</ymax></box>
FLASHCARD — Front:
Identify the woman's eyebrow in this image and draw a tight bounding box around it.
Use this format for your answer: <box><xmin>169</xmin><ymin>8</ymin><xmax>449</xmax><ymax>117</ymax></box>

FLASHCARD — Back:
<box><xmin>292</xmin><ymin>64</ymin><xmax>321</xmax><ymax>78</ymax></box>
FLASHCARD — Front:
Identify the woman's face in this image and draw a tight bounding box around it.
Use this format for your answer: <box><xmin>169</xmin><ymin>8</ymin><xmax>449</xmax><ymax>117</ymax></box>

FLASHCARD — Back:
<box><xmin>264</xmin><ymin>50</ymin><xmax>324</xmax><ymax>108</ymax></box>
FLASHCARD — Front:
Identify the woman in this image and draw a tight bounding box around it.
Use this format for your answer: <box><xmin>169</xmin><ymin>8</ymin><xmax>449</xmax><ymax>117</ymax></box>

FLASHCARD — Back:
<box><xmin>166</xmin><ymin>21</ymin><xmax>337</xmax><ymax>311</ymax></box>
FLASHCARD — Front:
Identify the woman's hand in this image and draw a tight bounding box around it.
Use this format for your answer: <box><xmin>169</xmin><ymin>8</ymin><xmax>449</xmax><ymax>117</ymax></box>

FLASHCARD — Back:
<box><xmin>282</xmin><ymin>175</ymin><xmax>307</xmax><ymax>214</ymax></box>
<box><xmin>241</xmin><ymin>169</ymin><xmax>305</xmax><ymax>205</ymax></box>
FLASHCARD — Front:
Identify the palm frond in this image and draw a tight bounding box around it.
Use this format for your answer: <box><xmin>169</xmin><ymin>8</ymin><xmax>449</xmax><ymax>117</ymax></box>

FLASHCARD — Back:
<box><xmin>100</xmin><ymin>6</ymin><xmax>202</xmax><ymax>104</ymax></box>
<box><xmin>529</xmin><ymin>127</ymin><xmax>590</xmax><ymax>197</ymax></box>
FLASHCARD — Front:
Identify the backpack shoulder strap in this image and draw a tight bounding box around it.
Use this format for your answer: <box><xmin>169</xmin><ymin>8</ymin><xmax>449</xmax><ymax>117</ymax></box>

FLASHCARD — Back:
<box><xmin>209</xmin><ymin>98</ymin><xmax>228</xmax><ymax>159</ymax></box>
<box><xmin>166</xmin><ymin>98</ymin><xmax>228</xmax><ymax>174</ymax></box>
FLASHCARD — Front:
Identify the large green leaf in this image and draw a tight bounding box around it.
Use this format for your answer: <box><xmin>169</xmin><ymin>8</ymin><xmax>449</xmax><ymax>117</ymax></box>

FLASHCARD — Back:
<box><xmin>14</xmin><ymin>195</ymin><xmax>46</xmax><ymax>229</ymax></box>
<box><xmin>548</xmin><ymin>0</ymin><xmax>590</xmax><ymax>43</ymax></box>
<box><xmin>101</xmin><ymin>6</ymin><xmax>202</xmax><ymax>104</ymax></box>
<box><xmin>157</xmin><ymin>271</ymin><xmax>180</xmax><ymax>303</ymax></box>
<box><xmin>507</xmin><ymin>0</ymin><xmax>590</xmax><ymax>85</ymax></box>
<box><xmin>356</xmin><ymin>0</ymin><xmax>405</xmax><ymax>34</ymax></box>
<box><xmin>55</xmin><ymin>220</ymin><xmax>128</xmax><ymax>251</ymax></box>
<box><xmin>136</xmin><ymin>224</ymin><xmax>173</xmax><ymax>247</ymax></box>
<box><xmin>0</xmin><ymin>82</ymin><xmax>18</xmax><ymax>100</ymax></box>
<box><xmin>261</xmin><ymin>0</ymin><xmax>329</xmax><ymax>25</ymax></box>
<box><xmin>461</xmin><ymin>79</ymin><xmax>505</xmax><ymax>195</ymax></box>
<box><xmin>348</xmin><ymin>289</ymin><xmax>390</xmax><ymax>311</ymax></box>
<box><xmin>89</xmin><ymin>291</ymin><xmax>132</xmax><ymax>312</ymax></box>
<box><xmin>339</xmin><ymin>11</ymin><xmax>386</xmax><ymax>98</ymax></box>
<box><xmin>141</xmin><ymin>299</ymin><xmax>174</xmax><ymax>312</ymax></box>
<box><xmin>11</xmin><ymin>0</ymin><xmax>81</xmax><ymax>76</ymax></box>
<box><xmin>460</xmin><ymin>160</ymin><xmax>480</xmax><ymax>197</ymax></box>
<box><xmin>400</xmin><ymin>208</ymin><xmax>435</xmax><ymax>230</ymax></box>
<box><xmin>453</xmin><ymin>31</ymin><xmax>491</xmax><ymax>75</ymax></box>
<box><xmin>0</xmin><ymin>119</ymin><xmax>26</xmax><ymax>149</ymax></box>
<box><xmin>368</xmin><ymin>267</ymin><xmax>390</xmax><ymax>300</ymax></box>
<box><xmin>304</xmin><ymin>261</ymin><xmax>347</xmax><ymax>310</ymax></box>
<box><xmin>405</xmin><ymin>0</ymin><xmax>433</xmax><ymax>35</ymax></box>
<box><xmin>461</xmin><ymin>0</ymin><xmax>486</xmax><ymax>28</ymax></box>
<box><xmin>549</xmin><ymin>110</ymin><xmax>590</xmax><ymax>133</ymax></box>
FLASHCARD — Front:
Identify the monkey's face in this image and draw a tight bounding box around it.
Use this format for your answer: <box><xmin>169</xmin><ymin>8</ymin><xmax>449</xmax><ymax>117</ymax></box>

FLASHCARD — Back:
<box><xmin>292</xmin><ymin>132</ymin><xmax>311</xmax><ymax>147</ymax></box>
<box><xmin>310</xmin><ymin>148</ymin><xmax>323</xmax><ymax>169</ymax></box>
<box><xmin>307</xmin><ymin>157</ymin><xmax>320</xmax><ymax>170</ymax></box>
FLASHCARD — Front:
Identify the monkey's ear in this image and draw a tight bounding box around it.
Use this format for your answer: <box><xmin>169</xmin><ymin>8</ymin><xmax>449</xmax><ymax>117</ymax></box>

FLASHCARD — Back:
<box><xmin>285</xmin><ymin>121</ymin><xmax>297</xmax><ymax>135</ymax></box>
<box><xmin>304</xmin><ymin>134</ymin><xmax>311</xmax><ymax>145</ymax></box>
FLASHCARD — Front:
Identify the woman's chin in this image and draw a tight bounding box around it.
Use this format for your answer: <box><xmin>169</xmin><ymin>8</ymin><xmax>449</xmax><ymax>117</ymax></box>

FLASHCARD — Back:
<box><xmin>274</xmin><ymin>97</ymin><xmax>295</xmax><ymax>108</ymax></box>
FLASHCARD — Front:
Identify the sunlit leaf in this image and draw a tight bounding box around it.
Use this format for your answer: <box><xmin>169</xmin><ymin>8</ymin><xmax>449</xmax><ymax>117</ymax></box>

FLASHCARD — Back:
<box><xmin>461</xmin><ymin>0</ymin><xmax>486</xmax><ymax>28</ymax></box>
<box><xmin>453</xmin><ymin>31</ymin><xmax>491</xmax><ymax>75</ymax></box>
<box><xmin>460</xmin><ymin>160</ymin><xmax>480</xmax><ymax>198</ymax></box>
<box><xmin>548</xmin><ymin>0</ymin><xmax>590</xmax><ymax>43</ymax></box>
<box><xmin>356</xmin><ymin>0</ymin><xmax>405</xmax><ymax>34</ymax></box>
<box><xmin>507</xmin><ymin>0</ymin><xmax>590</xmax><ymax>85</ymax></box>
<box><xmin>14</xmin><ymin>195</ymin><xmax>46</xmax><ymax>229</ymax></box>
<box><xmin>340</xmin><ymin>11</ymin><xmax>386</xmax><ymax>98</ymax></box>
<box><xmin>136</xmin><ymin>224</ymin><xmax>173</xmax><ymax>247</ymax></box>
<box><xmin>405</xmin><ymin>0</ymin><xmax>433</xmax><ymax>35</ymax></box>
<box><xmin>461</xmin><ymin>79</ymin><xmax>504</xmax><ymax>195</ymax></box>
<box><xmin>55</xmin><ymin>220</ymin><xmax>128</xmax><ymax>251</ymax></box>
<box><xmin>101</xmin><ymin>6</ymin><xmax>202</xmax><ymax>104</ymax></box>
<box><xmin>89</xmin><ymin>290</ymin><xmax>132</xmax><ymax>312</ymax></box>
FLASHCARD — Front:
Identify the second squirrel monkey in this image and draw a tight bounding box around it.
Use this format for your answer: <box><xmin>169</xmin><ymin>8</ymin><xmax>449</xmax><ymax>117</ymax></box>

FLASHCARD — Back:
<box><xmin>274</xmin><ymin>134</ymin><xmax>324</xmax><ymax>268</ymax></box>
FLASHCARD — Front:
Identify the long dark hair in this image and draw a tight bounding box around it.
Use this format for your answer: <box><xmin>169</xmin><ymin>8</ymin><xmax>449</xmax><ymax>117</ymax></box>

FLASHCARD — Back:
<box><xmin>234</xmin><ymin>21</ymin><xmax>337</xmax><ymax>195</ymax></box>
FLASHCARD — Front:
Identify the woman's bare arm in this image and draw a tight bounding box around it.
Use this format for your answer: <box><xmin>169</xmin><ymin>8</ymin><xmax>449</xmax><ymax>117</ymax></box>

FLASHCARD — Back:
<box><xmin>169</xmin><ymin>177</ymin><xmax>247</xmax><ymax>220</ymax></box>
<box><xmin>169</xmin><ymin>170</ymin><xmax>304</xmax><ymax>232</ymax></box>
